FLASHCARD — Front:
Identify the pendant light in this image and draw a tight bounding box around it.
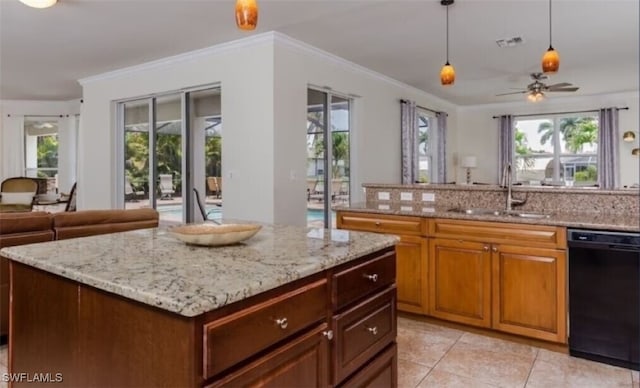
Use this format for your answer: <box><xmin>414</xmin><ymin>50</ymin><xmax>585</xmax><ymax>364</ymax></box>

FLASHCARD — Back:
<box><xmin>18</xmin><ymin>0</ymin><xmax>57</xmax><ymax>8</ymax></box>
<box><xmin>440</xmin><ymin>0</ymin><xmax>455</xmax><ymax>86</ymax></box>
<box><xmin>235</xmin><ymin>0</ymin><xmax>259</xmax><ymax>31</ymax></box>
<box><xmin>541</xmin><ymin>0</ymin><xmax>560</xmax><ymax>73</ymax></box>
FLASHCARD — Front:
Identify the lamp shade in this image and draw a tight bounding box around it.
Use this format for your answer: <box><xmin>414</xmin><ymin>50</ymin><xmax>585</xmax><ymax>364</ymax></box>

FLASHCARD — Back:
<box><xmin>19</xmin><ymin>0</ymin><xmax>57</xmax><ymax>8</ymax></box>
<box><xmin>235</xmin><ymin>0</ymin><xmax>258</xmax><ymax>31</ymax></box>
<box><xmin>461</xmin><ymin>156</ymin><xmax>477</xmax><ymax>168</ymax></box>
<box><xmin>542</xmin><ymin>47</ymin><xmax>560</xmax><ymax>73</ymax></box>
<box><xmin>623</xmin><ymin>131</ymin><xmax>636</xmax><ymax>142</ymax></box>
<box><xmin>440</xmin><ymin>63</ymin><xmax>455</xmax><ymax>86</ymax></box>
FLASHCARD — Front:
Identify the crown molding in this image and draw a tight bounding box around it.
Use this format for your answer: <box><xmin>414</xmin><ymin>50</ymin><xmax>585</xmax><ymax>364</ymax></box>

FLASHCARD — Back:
<box><xmin>271</xmin><ymin>31</ymin><xmax>455</xmax><ymax>110</ymax></box>
<box><xmin>78</xmin><ymin>32</ymin><xmax>277</xmax><ymax>86</ymax></box>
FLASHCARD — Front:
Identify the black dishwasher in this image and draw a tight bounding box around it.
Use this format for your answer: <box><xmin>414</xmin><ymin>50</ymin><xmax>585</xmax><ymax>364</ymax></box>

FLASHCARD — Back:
<box><xmin>568</xmin><ymin>229</ymin><xmax>640</xmax><ymax>371</ymax></box>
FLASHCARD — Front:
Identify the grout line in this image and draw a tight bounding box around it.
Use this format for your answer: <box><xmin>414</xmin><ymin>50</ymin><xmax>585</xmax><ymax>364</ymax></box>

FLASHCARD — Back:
<box><xmin>412</xmin><ymin>329</ymin><xmax>463</xmax><ymax>387</ymax></box>
<box><xmin>523</xmin><ymin>346</ymin><xmax>541</xmax><ymax>388</ymax></box>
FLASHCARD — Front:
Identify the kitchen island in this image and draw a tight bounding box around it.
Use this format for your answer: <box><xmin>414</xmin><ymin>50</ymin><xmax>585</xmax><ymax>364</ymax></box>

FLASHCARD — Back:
<box><xmin>0</xmin><ymin>223</ymin><xmax>399</xmax><ymax>387</ymax></box>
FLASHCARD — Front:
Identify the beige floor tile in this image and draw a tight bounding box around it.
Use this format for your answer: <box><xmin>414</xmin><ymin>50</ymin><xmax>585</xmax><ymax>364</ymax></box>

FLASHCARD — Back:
<box><xmin>526</xmin><ymin>358</ymin><xmax>633</xmax><ymax>388</ymax></box>
<box><xmin>398</xmin><ymin>358</ymin><xmax>430</xmax><ymax>388</ymax></box>
<box><xmin>418</xmin><ymin>369</ymin><xmax>499</xmax><ymax>388</ymax></box>
<box><xmin>457</xmin><ymin>332</ymin><xmax>538</xmax><ymax>362</ymax></box>
<box><xmin>434</xmin><ymin>341</ymin><xmax>533</xmax><ymax>388</ymax></box>
<box><xmin>632</xmin><ymin>370</ymin><xmax>639</xmax><ymax>383</ymax></box>
<box><xmin>0</xmin><ymin>346</ymin><xmax>6</xmax><ymax>367</ymax></box>
<box><xmin>398</xmin><ymin>316</ymin><xmax>464</xmax><ymax>341</ymax></box>
<box><xmin>397</xmin><ymin>326</ymin><xmax>458</xmax><ymax>367</ymax></box>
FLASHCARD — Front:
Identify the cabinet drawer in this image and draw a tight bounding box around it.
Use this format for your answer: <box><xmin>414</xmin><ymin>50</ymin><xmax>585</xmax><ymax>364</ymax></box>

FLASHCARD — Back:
<box><xmin>339</xmin><ymin>343</ymin><xmax>397</xmax><ymax>388</ymax></box>
<box><xmin>338</xmin><ymin>212</ymin><xmax>425</xmax><ymax>236</ymax></box>
<box><xmin>333</xmin><ymin>287</ymin><xmax>397</xmax><ymax>384</ymax></box>
<box><xmin>429</xmin><ymin>218</ymin><xmax>566</xmax><ymax>249</ymax></box>
<box><xmin>332</xmin><ymin>250</ymin><xmax>396</xmax><ymax>311</ymax></box>
<box><xmin>203</xmin><ymin>279</ymin><xmax>328</xmax><ymax>379</ymax></box>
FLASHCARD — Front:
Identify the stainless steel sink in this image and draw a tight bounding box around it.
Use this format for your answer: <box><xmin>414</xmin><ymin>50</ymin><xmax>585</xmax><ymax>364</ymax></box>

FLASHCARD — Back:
<box><xmin>505</xmin><ymin>211</ymin><xmax>551</xmax><ymax>219</ymax></box>
<box><xmin>447</xmin><ymin>208</ymin><xmax>503</xmax><ymax>216</ymax></box>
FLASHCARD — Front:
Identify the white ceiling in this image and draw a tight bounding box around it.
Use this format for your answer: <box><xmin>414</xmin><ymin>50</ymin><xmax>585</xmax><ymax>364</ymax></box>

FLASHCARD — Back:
<box><xmin>1</xmin><ymin>0</ymin><xmax>638</xmax><ymax>105</ymax></box>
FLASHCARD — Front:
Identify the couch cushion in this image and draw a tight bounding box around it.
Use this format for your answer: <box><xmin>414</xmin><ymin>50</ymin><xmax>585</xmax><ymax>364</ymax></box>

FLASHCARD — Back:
<box><xmin>0</xmin><ymin>212</ymin><xmax>52</xmax><ymax>235</ymax></box>
<box><xmin>53</xmin><ymin>208</ymin><xmax>159</xmax><ymax>240</ymax></box>
<box><xmin>0</xmin><ymin>192</ymin><xmax>34</xmax><ymax>205</ymax></box>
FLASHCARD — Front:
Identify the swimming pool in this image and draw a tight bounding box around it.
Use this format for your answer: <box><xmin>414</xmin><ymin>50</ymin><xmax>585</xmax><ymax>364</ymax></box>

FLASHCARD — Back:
<box><xmin>158</xmin><ymin>205</ymin><xmax>333</xmax><ymax>224</ymax></box>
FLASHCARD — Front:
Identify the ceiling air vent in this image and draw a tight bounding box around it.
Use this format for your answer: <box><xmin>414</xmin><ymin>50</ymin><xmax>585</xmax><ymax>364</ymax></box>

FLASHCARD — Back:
<box><xmin>496</xmin><ymin>36</ymin><xmax>525</xmax><ymax>48</ymax></box>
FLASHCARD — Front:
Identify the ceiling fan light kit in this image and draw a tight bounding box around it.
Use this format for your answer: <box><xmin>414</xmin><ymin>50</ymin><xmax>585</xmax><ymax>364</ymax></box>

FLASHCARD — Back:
<box><xmin>440</xmin><ymin>0</ymin><xmax>455</xmax><ymax>86</ymax></box>
<box><xmin>235</xmin><ymin>0</ymin><xmax>258</xmax><ymax>31</ymax></box>
<box><xmin>19</xmin><ymin>0</ymin><xmax>57</xmax><ymax>8</ymax></box>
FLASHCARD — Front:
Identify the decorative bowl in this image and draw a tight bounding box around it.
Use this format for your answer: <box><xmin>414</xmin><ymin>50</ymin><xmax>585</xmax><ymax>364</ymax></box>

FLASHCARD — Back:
<box><xmin>168</xmin><ymin>223</ymin><xmax>262</xmax><ymax>246</ymax></box>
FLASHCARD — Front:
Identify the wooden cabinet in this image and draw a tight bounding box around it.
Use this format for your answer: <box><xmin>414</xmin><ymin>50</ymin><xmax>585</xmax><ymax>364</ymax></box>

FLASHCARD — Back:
<box><xmin>337</xmin><ymin>211</ymin><xmax>428</xmax><ymax>314</ymax></box>
<box><xmin>429</xmin><ymin>238</ymin><xmax>492</xmax><ymax>328</ymax></box>
<box><xmin>9</xmin><ymin>247</ymin><xmax>397</xmax><ymax>387</ymax></box>
<box><xmin>430</xmin><ymin>219</ymin><xmax>567</xmax><ymax>343</ymax></box>
<box><xmin>340</xmin><ymin>343</ymin><xmax>397</xmax><ymax>388</ymax></box>
<box><xmin>492</xmin><ymin>244</ymin><xmax>566</xmax><ymax>343</ymax></box>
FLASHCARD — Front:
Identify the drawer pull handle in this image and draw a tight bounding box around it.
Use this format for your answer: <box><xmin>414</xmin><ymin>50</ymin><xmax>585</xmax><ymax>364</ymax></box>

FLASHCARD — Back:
<box><xmin>375</xmin><ymin>222</ymin><xmax>381</xmax><ymax>226</ymax></box>
<box><xmin>367</xmin><ymin>326</ymin><xmax>378</xmax><ymax>336</ymax></box>
<box><xmin>364</xmin><ymin>274</ymin><xmax>378</xmax><ymax>282</ymax></box>
<box><xmin>483</xmin><ymin>245</ymin><xmax>490</xmax><ymax>251</ymax></box>
<box><xmin>492</xmin><ymin>246</ymin><xmax>498</xmax><ymax>253</ymax></box>
<box><xmin>322</xmin><ymin>330</ymin><xmax>333</xmax><ymax>340</ymax></box>
<box><xmin>275</xmin><ymin>318</ymin><xmax>288</xmax><ymax>329</ymax></box>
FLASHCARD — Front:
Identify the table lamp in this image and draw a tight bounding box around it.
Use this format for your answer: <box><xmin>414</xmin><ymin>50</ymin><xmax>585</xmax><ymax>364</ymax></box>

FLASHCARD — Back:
<box><xmin>461</xmin><ymin>156</ymin><xmax>477</xmax><ymax>184</ymax></box>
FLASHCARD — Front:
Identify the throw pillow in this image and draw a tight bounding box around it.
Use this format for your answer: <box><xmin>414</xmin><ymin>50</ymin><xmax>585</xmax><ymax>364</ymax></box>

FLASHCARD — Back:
<box><xmin>0</xmin><ymin>192</ymin><xmax>35</xmax><ymax>205</ymax></box>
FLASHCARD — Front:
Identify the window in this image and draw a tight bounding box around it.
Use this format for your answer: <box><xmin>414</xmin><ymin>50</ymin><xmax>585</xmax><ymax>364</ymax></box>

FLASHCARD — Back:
<box><xmin>417</xmin><ymin>109</ymin><xmax>437</xmax><ymax>183</ymax></box>
<box><xmin>24</xmin><ymin>118</ymin><xmax>59</xmax><ymax>179</ymax></box>
<box><xmin>514</xmin><ymin>113</ymin><xmax>599</xmax><ymax>186</ymax></box>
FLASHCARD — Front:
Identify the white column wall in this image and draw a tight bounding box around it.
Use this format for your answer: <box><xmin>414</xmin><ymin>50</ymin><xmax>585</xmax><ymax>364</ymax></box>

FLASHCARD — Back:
<box><xmin>79</xmin><ymin>40</ymin><xmax>276</xmax><ymax>222</ymax></box>
<box><xmin>455</xmin><ymin>91</ymin><xmax>640</xmax><ymax>187</ymax></box>
<box><xmin>57</xmin><ymin>116</ymin><xmax>77</xmax><ymax>193</ymax></box>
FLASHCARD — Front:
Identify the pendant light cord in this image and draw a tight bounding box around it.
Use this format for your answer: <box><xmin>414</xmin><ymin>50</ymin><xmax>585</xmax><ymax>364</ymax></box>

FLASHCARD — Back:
<box><xmin>446</xmin><ymin>4</ymin><xmax>450</xmax><ymax>64</ymax></box>
<box><xmin>548</xmin><ymin>0</ymin><xmax>553</xmax><ymax>49</ymax></box>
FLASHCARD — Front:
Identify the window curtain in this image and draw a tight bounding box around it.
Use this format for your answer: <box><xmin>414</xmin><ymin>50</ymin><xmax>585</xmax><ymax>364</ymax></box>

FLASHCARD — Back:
<box><xmin>435</xmin><ymin>112</ymin><xmax>448</xmax><ymax>183</ymax></box>
<box><xmin>1</xmin><ymin>115</ymin><xmax>25</xmax><ymax>182</ymax></box>
<box><xmin>400</xmin><ymin>100</ymin><xmax>418</xmax><ymax>184</ymax></box>
<box><xmin>598</xmin><ymin>108</ymin><xmax>620</xmax><ymax>189</ymax></box>
<box><xmin>497</xmin><ymin>115</ymin><xmax>514</xmax><ymax>183</ymax></box>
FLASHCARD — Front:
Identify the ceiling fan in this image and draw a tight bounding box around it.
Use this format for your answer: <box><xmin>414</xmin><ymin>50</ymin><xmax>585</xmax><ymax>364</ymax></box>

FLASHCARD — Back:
<box><xmin>497</xmin><ymin>73</ymin><xmax>579</xmax><ymax>101</ymax></box>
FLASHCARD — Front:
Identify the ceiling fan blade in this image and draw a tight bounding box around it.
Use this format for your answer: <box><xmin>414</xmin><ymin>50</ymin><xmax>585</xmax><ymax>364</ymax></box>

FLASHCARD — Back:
<box><xmin>496</xmin><ymin>91</ymin><xmax>527</xmax><ymax>96</ymax></box>
<box><xmin>548</xmin><ymin>87</ymin><xmax>580</xmax><ymax>92</ymax></box>
<box><xmin>545</xmin><ymin>82</ymin><xmax>572</xmax><ymax>88</ymax></box>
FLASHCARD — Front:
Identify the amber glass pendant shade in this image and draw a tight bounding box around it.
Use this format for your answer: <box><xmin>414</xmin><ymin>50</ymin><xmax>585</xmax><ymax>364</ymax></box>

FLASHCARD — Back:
<box><xmin>440</xmin><ymin>63</ymin><xmax>455</xmax><ymax>86</ymax></box>
<box><xmin>235</xmin><ymin>0</ymin><xmax>258</xmax><ymax>31</ymax></box>
<box><xmin>542</xmin><ymin>47</ymin><xmax>560</xmax><ymax>73</ymax></box>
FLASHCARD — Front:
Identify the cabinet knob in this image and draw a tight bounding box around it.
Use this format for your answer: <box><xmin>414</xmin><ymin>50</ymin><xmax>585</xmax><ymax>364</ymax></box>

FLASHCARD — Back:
<box><xmin>322</xmin><ymin>330</ymin><xmax>333</xmax><ymax>340</ymax></box>
<box><xmin>275</xmin><ymin>317</ymin><xmax>288</xmax><ymax>329</ymax></box>
<box><xmin>367</xmin><ymin>326</ymin><xmax>378</xmax><ymax>336</ymax></box>
<box><xmin>483</xmin><ymin>245</ymin><xmax>490</xmax><ymax>251</ymax></box>
<box><xmin>375</xmin><ymin>222</ymin><xmax>381</xmax><ymax>227</ymax></box>
<box><xmin>364</xmin><ymin>273</ymin><xmax>378</xmax><ymax>282</ymax></box>
<box><xmin>492</xmin><ymin>246</ymin><xmax>498</xmax><ymax>253</ymax></box>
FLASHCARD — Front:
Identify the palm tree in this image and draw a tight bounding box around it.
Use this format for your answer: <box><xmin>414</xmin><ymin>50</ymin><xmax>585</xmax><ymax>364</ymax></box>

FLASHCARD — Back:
<box><xmin>537</xmin><ymin>121</ymin><xmax>555</xmax><ymax>146</ymax></box>
<box><xmin>566</xmin><ymin>120</ymin><xmax>598</xmax><ymax>153</ymax></box>
<box><xmin>515</xmin><ymin>128</ymin><xmax>534</xmax><ymax>170</ymax></box>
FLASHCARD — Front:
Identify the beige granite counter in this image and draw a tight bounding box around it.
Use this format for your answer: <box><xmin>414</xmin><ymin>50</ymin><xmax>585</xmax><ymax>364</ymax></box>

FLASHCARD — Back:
<box><xmin>0</xmin><ymin>223</ymin><xmax>398</xmax><ymax>317</ymax></box>
<box><xmin>336</xmin><ymin>202</ymin><xmax>640</xmax><ymax>232</ymax></box>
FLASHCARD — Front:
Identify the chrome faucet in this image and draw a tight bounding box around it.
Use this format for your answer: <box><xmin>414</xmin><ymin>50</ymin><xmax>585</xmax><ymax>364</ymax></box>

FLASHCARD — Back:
<box><xmin>501</xmin><ymin>163</ymin><xmax>525</xmax><ymax>211</ymax></box>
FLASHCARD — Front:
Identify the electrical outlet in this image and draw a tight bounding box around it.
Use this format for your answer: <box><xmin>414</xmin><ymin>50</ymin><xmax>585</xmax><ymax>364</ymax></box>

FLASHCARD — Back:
<box><xmin>400</xmin><ymin>192</ymin><xmax>413</xmax><ymax>201</ymax></box>
<box><xmin>422</xmin><ymin>192</ymin><xmax>435</xmax><ymax>202</ymax></box>
<box><xmin>377</xmin><ymin>192</ymin><xmax>390</xmax><ymax>201</ymax></box>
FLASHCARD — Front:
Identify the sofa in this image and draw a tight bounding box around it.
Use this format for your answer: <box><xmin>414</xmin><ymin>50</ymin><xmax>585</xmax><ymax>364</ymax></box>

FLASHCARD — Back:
<box><xmin>0</xmin><ymin>208</ymin><xmax>159</xmax><ymax>342</ymax></box>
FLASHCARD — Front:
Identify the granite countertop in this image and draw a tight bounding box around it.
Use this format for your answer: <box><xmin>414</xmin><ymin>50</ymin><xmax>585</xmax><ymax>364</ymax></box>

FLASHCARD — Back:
<box><xmin>336</xmin><ymin>203</ymin><xmax>640</xmax><ymax>232</ymax></box>
<box><xmin>0</xmin><ymin>223</ymin><xmax>398</xmax><ymax>317</ymax></box>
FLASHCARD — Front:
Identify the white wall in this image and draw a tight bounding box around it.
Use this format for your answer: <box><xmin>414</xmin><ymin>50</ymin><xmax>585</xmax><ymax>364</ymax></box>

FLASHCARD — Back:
<box><xmin>0</xmin><ymin>100</ymin><xmax>80</xmax><ymax>184</ymax></box>
<box><xmin>456</xmin><ymin>92</ymin><xmax>640</xmax><ymax>187</ymax></box>
<box><xmin>272</xmin><ymin>34</ymin><xmax>458</xmax><ymax>225</ymax></box>
<box><xmin>79</xmin><ymin>35</ymin><xmax>276</xmax><ymax>223</ymax></box>
<box><xmin>78</xmin><ymin>32</ymin><xmax>457</xmax><ymax>226</ymax></box>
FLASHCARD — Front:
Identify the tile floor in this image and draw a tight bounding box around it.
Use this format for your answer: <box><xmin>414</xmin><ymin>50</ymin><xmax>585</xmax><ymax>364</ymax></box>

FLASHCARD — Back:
<box><xmin>0</xmin><ymin>316</ymin><xmax>637</xmax><ymax>388</ymax></box>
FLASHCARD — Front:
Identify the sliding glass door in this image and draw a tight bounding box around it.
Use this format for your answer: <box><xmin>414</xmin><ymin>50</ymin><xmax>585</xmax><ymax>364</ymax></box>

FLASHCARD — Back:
<box><xmin>306</xmin><ymin>88</ymin><xmax>351</xmax><ymax>228</ymax></box>
<box><xmin>120</xmin><ymin>86</ymin><xmax>221</xmax><ymax>223</ymax></box>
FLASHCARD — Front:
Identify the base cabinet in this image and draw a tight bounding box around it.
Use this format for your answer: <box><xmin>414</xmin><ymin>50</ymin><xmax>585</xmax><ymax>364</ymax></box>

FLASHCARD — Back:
<box><xmin>396</xmin><ymin>236</ymin><xmax>428</xmax><ymax>314</ymax></box>
<box><xmin>492</xmin><ymin>245</ymin><xmax>566</xmax><ymax>343</ymax></box>
<box><xmin>340</xmin><ymin>343</ymin><xmax>397</xmax><ymax>388</ymax></box>
<box><xmin>429</xmin><ymin>238</ymin><xmax>492</xmax><ymax>328</ymax></box>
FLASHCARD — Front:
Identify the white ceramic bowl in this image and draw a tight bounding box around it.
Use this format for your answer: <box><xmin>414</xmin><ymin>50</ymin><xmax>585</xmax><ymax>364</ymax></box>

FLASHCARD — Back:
<box><xmin>168</xmin><ymin>223</ymin><xmax>262</xmax><ymax>246</ymax></box>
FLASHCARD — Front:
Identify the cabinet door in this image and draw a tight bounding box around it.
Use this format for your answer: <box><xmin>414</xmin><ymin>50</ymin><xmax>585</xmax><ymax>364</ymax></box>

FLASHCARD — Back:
<box><xmin>207</xmin><ymin>324</ymin><xmax>329</xmax><ymax>388</ymax></box>
<box><xmin>492</xmin><ymin>245</ymin><xmax>567</xmax><ymax>343</ymax></box>
<box><xmin>429</xmin><ymin>238</ymin><xmax>492</xmax><ymax>328</ymax></box>
<box><xmin>396</xmin><ymin>236</ymin><xmax>428</xmax><ymax>314</ymax></box>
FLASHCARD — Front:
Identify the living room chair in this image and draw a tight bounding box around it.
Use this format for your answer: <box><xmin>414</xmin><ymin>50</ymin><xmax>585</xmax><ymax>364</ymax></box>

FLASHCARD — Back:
<box><xmin>0</xmin><ymin>177</ymin><xmax>38</xmax><ymax>211</ymax></box>
<box><xmin>159</xmin><ymin>174</ymin><xmax>175</xmax><ymax>199</ymax></box>
<box><xmin>64</xmin><ymin>183</ymin><xmax>77</xmax><ymax>212</ymax></box>
<box><xmin>193</xmin><ymin>188</ymin><xmax>220</xmax><ymax>224</ymax></box>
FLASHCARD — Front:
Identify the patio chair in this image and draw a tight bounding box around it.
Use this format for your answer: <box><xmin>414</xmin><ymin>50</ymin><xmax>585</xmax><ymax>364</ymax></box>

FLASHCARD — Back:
<box><xmin>193</xmin><ymin>188</ymin><xmax>220</xmax><ymax>224</ymax></box>
<box><xmin>125</xmin><ymin>177</ymin><xmax>145</xmax><ymax>202</ymax></box>
<box><xmin>214</xmin><ymin>177</ymin><xmax>222</xmax><ymax>198</ymax></box>
<box><xmin>64</xmin><ymin>183</ymin><xmax>77</xmax><ymax>212</ymax></box>
<box><xmin>159</xmin><ymin>174</ymin><xmax>175</xmax><ymax>199</ymax></box>
<box><xmin>206</xmin><ymin>177</ymin><xmax>217</xmax><ymax>197</ymax></box>
<box><xmin>309</xmin><ymin>180</ymin><xmax>324</xmax><ymax>202</ymax></box>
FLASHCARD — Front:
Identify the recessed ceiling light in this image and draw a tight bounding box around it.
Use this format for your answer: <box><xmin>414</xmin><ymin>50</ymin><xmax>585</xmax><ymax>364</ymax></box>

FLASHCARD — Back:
<box><xmin>19</xmin><ymin>0</ymin><xmax>57</xmax><ymax>9</ymax></box>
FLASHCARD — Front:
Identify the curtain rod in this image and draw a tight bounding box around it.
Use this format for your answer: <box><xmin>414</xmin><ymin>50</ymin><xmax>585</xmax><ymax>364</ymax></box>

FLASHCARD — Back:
<box><xmin>400</xmin><ymin>99</ymin><xmax>441</xmax><ymax>115</ymax></box>
<box><xmin>492</xmin><ymin>107</ymin><xmax>629</xmax><ymax>119</ymax></box>
<box><xmin>6</xmin><ymin>114</ymin><xmax>68</xmax><ymax>118</ymax></box>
